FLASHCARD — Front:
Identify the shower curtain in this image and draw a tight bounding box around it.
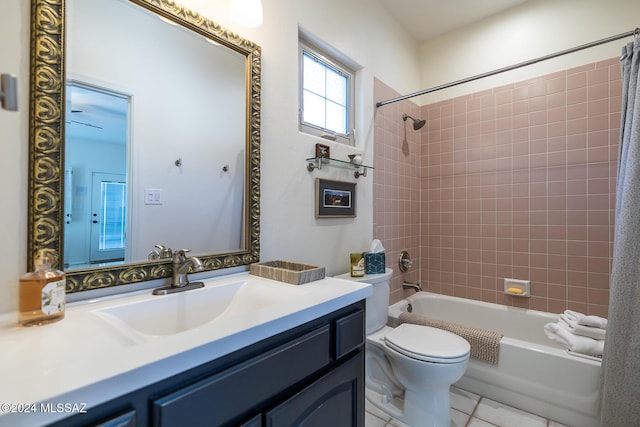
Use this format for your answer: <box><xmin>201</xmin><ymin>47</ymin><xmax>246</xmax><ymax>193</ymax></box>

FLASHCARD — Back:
<box><xmin>600</xmin><ymin>38</ymin><xmax>640</xmax><ymax>426</ymax></box>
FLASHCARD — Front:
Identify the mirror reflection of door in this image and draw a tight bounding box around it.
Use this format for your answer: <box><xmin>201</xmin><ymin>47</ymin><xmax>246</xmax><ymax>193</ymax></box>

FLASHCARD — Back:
<box><xmin>64</xmin><ymin>82</ymin><xmax>129</xmax><ymax>269</ymax></box>
<box><xmin>90</xmin><ymin>173</ymin><xmax>126</xmax><ymax>263</ymax></box>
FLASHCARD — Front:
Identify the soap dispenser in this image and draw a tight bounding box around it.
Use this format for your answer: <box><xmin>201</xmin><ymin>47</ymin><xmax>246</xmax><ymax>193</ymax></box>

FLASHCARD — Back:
<box><xmin>18</xmin><ymin>255</ymin><xmax>66</xmax><ymax>326</ymax></box>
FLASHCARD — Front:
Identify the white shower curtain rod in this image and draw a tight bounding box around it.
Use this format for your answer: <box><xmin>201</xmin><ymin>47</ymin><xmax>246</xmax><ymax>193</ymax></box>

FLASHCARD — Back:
<box><xmin>376</xmin><ymin>28</ymin><xmax>640</xmax><ymax>108</ymax></box>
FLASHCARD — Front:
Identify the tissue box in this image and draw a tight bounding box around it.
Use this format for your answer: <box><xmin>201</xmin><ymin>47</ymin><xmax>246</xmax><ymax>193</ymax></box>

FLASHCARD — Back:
<box><xmin>365</xmin><ymin>252</ymin><xmax>386</xmax><ymax>274</ymax></box>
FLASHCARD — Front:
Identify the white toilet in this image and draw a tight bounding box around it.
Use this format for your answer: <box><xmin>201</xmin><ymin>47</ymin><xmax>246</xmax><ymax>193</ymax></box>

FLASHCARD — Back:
<box><xmin>336</xmin><ymin>268</ymin><xmax>470</xmax><ymax>427</ymax></box>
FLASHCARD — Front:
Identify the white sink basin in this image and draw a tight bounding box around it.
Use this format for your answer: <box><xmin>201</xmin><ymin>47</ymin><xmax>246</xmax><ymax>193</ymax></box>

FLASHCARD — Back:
<box><xmin>91</xmin><ymin>278</ymin><xmax>307</xmax><ymax>340</ymax></box>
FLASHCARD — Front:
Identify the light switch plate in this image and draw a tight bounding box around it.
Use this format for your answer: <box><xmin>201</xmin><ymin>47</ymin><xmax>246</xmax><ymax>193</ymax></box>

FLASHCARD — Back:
<box><xmin>144</xmin><ymin>188</ymin><xmax>163</xmax><ymax>205</ymax></box>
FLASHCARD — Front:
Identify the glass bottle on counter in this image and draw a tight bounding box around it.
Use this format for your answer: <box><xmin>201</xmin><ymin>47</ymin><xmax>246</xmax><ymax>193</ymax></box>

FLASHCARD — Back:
<box><xmin>18</xmin><ymin>256</ymin><xmax>66</xmax><ymax>326</ymax></box>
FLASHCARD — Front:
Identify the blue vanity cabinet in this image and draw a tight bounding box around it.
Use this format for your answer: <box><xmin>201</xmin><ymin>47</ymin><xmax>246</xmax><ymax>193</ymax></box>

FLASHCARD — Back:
<box><xmin>47</xmin><ymin>300</ymin><xmax>365</xmax><ymax>427</ymax></box>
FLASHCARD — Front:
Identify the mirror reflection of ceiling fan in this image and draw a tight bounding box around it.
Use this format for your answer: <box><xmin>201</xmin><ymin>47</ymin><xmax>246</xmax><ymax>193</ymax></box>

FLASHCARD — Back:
<box><xmin>65</xmin><ymin>83</ymin><xmax>128</xmax><ymax>144</ymax></box>
<box><xmin>67</xmin><ymin>108</ymin><xmax>104</xmax><ymax>129</ymax></box>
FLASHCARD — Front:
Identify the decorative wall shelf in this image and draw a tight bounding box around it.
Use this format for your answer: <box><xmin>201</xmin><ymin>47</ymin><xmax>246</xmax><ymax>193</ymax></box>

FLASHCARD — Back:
<box><xmin>306</xmin><ymin>157</ymin><xmax>373</xmax><ymax>178</ymax></box>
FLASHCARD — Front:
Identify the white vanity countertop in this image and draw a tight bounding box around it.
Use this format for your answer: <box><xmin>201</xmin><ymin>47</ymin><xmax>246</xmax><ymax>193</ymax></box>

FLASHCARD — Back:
<box><xmin>0</xmin><ymin>272</ymin><xmax>370</xmax><ymax>427</ymax></box>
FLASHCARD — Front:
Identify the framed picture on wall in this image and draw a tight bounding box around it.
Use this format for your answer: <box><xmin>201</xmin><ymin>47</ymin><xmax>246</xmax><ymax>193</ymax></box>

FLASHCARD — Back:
<box><xmin>315</xmin><ymin>178</ymin><xmax>356</xmax><ymax>218</ymax></box>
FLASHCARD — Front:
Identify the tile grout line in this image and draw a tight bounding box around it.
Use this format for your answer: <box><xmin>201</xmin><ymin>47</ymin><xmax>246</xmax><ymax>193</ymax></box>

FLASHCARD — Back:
<box><xmin>467</xmin><ymin>396</ymin><xmax>503</xmax><ymax>427</ymax></box>
<box><xmin>464</xmin><ymin>396</ymin><xmax>482</xmax><ymax>427</ymax></box>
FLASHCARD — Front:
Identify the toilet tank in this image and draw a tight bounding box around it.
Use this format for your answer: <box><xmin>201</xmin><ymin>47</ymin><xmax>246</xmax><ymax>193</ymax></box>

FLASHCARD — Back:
<box><xmin>334</xmin><ymin>268</ymin><xmax>393</xmax><ymax>333</ymax></box>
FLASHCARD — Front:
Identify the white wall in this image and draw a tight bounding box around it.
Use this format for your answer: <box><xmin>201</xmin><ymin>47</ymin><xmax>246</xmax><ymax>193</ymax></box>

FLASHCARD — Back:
<box><xmin>0</xmin><ymin>0</ymin><xmax>30</xmax><ymax>315</ymax></box>
<box><xmin>417</xmin><ymin>0</ymin><xmax>640</xmax><ymax>104</ymax></box>
<box><xmin>0</xmin><ymin>0</ymin><xmax>420</xmax><ymax>314</ymax></box>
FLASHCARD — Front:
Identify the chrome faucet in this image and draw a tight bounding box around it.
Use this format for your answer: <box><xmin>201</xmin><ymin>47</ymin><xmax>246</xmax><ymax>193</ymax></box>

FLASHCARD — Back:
<box><xmin>152</xmin><ymin>249</ymin><xmax>205</xmax><ymax>295</ymax></box>
<box><xmin>172</xmin><ymin>249</ymin><xmax>204</xmax><ymax>287</ymax></box>
<box><xmin>402</xmin><ymin>281</ymin><xmax>422</xmax><ymax>293</ymax></box>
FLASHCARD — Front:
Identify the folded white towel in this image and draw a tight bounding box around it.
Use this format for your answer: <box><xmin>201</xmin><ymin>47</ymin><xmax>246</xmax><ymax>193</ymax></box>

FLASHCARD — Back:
<box><xmin>544</xmin><ymin>322</ymin><xmax>604</xmax><ymax>357</ymax></box>
<box><xmin>559</xmin><ymin>314</ymin><xmax>607</xmax><ymax>340</ymax></box>
<box><xmin>564</xmin><ymin>310</ymin><xmax>608</xmax><ymax>329</ymax></box>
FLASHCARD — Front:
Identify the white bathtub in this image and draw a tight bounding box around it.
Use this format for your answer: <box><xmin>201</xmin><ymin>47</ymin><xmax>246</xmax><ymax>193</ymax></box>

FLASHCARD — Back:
<box><xmin>388</xmin><ymin>292</ymin><xmax>601</xmax><ymax>427</ymax></box>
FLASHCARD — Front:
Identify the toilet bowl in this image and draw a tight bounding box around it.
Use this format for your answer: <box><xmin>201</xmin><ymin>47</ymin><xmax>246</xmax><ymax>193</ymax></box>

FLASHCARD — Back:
<box><xmin>335</xmin><ymin>269</ymin><xmax>470</xmax><ymax>427</ymax></box>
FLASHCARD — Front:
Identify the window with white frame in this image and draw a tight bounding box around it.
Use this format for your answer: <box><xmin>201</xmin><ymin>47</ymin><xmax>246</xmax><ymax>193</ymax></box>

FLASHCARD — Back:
<box><xmin>299</xmin><ymin>38</ymin><xmax>355</xmax><ymax>146</ymax></box>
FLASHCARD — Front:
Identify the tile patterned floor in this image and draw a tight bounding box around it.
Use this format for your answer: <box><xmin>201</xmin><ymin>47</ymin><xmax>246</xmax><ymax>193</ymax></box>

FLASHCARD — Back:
<box><xmin>365</xmin><ymin>386</ymin><xmax>571</xmax><ymax>427</ymax></box>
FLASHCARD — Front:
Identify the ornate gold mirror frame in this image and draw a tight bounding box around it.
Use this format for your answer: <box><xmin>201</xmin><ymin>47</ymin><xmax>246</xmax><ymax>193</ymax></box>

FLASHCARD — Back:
<box><xmin>29</xmin><ymin>0</ymin><xmax>261</xmax><ymax>293</ymax></box>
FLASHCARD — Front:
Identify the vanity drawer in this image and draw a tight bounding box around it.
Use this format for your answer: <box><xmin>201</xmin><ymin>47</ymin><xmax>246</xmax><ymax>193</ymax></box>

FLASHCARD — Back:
<box><xmin>334</xmin><ymin>309</ymin><xmax>365</xmax><ymax>359</ymax></box>
<box><xmin>152</xmin><ymin>325</ymin><xmax>331</xmax><ymax>427</ymax></box>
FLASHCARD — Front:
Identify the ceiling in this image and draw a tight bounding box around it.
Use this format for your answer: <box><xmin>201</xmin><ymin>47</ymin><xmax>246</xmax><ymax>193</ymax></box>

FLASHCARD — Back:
<box><xmin>66</xmin><ymin>84</ymin><xmax>128</xmax><ymax>145</ymax></box>
<box><xmin>378</xmin><ymin>0</ymin><xmax>530</xmax><ymax>43</ymax></box>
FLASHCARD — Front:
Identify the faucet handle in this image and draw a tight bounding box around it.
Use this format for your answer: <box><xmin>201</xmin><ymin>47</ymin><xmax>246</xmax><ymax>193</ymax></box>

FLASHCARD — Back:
<box><xmin>155</xmin><ymin>244</ymin><xmax>173</xmax><ymax>259</ymax></box>
<box><xmin>172</xmin><ymin>249</ymin><xmax>191</xmax><ymax>262</ymax></box>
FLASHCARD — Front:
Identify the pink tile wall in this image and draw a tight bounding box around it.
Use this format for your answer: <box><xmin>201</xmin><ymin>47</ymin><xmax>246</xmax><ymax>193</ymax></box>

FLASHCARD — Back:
<box><xmin>374</xmin><ymin>78</ymin><xmax>422</xmax><ymax>303</ymax></box>
<box><xmin>420</xmin><ymin>58</ymin><xmax>620</xmax><ymax>317</ymax></box>
<box><xmin>374</xmin><ymin>57</ymin><xmax>620</xmax><ymax>317</ymax></box>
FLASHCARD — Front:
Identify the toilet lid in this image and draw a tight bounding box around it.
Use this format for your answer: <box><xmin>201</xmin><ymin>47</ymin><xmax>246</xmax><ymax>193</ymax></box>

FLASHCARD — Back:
<box><xmin>384</xmin><ymin>324</ymin><xmax>470</xmax><ymax>363</ymax></box>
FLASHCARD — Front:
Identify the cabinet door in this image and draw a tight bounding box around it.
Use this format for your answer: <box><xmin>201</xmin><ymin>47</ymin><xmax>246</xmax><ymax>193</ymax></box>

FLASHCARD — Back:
<box><xmin>264</xmin><ymin>354</ymin><xmax>364</xmax><ymax>427</ymax></box>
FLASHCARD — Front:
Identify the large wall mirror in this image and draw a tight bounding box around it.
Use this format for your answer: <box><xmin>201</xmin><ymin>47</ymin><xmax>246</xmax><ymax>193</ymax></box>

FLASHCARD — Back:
<box><xmin>29</xmin><ymin>0</ymin><xmax>261</xmax><ymax>293</ymax></box>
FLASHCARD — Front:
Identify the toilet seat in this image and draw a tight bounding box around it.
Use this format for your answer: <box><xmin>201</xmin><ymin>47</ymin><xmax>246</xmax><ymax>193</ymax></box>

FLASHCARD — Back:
<box><xmin>384</xmin><ymin>324</ymin><xmax>470</xmax><ymax>364</ymax></box>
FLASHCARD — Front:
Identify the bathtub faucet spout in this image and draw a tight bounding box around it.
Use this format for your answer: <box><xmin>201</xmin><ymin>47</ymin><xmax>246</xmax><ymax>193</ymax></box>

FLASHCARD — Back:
<box><xmin>403</xmin><ymin>281</ymin><xmax>422</xmax><ymax>293</ymax></box>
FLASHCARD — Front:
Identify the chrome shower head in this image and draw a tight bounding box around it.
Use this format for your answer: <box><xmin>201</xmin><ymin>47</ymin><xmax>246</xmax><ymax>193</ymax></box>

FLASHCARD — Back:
<box><xmin>402</xmin><ymin>113</ymin><xmax>426</xmax><ymax>130</ymax></box>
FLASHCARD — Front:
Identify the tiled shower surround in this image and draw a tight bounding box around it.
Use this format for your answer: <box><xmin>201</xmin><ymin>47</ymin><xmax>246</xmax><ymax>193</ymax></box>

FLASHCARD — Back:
<box><xmin>374</xmin><ymin>57</ymin><xmax>620</xmax><ymax>317</ymax></box>
<box><xmin>373</xmin><ymin>80</ymin><xmax>422</xmax><ymax>304</ymax></box>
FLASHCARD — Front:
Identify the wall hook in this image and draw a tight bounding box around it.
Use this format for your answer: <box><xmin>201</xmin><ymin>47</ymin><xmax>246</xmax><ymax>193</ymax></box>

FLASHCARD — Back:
<box><xmin>175</xmin><ymin>158</ymin><xmax>182</xmax><ymax>167</ymax></box>
<box><xmin>0</xmin><ymin>74</ymin><xmax>18</xmax><ymax>111</ymax></box>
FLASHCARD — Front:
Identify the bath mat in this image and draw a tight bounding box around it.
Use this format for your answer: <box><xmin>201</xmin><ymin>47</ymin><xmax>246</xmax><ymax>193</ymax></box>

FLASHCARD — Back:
<box><xmin>398</xmin><ymin>312</ymin><xmax>504</xmax><ymax>364</ymax></box>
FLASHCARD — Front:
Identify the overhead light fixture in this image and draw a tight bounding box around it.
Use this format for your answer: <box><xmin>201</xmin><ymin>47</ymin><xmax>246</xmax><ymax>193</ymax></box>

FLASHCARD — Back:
<box><xmin>229</xmin><ymin>0</ymin><xmax>263</xmax><ymax>28</ymax></box>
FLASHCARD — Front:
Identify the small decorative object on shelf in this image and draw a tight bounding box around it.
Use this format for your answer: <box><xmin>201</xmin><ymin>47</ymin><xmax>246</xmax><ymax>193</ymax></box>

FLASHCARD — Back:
<box><xmin>315</xmin><ymin>143</ymin><xmax>330</xmax><ymax>158</ymax></box>
<box><xmin>306</xmin><ymin>152</ymin><xmax>372</xmax><ymax>179</ymax></box>
<box><xmin>347</xmin><ymin>154</ymin><xmax>363</xmax><ymax>165</ymax></box>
